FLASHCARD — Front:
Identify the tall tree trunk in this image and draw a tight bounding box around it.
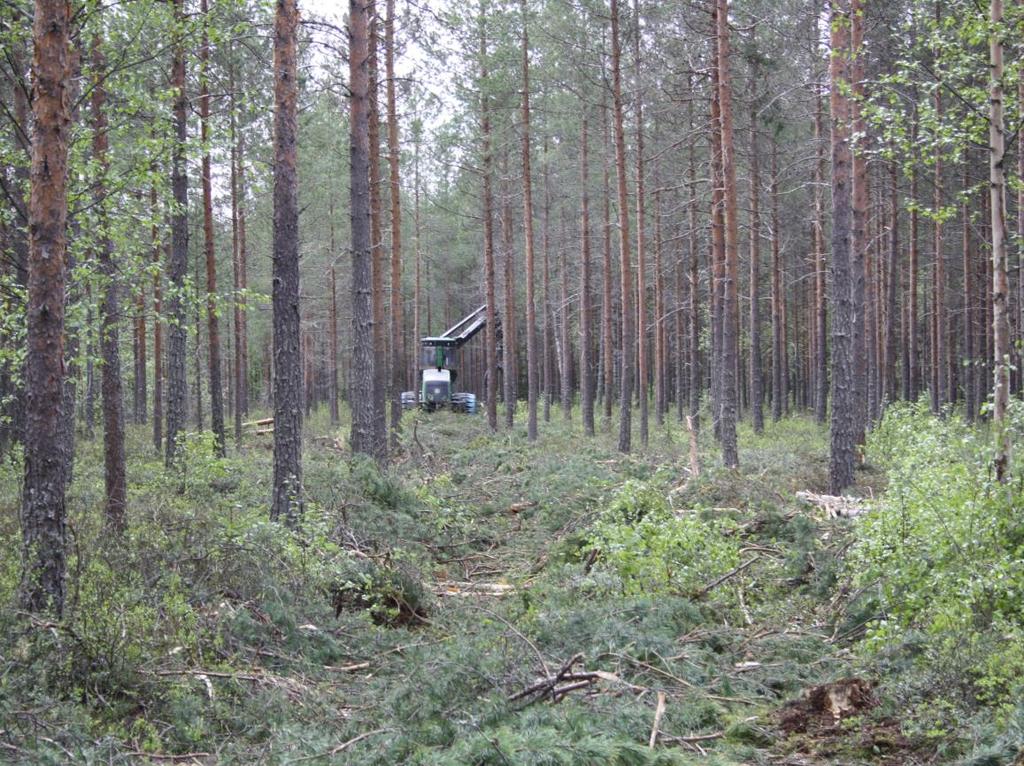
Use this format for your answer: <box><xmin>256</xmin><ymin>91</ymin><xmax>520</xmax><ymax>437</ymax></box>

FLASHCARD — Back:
<box><xmin>580</xmin><ymin>112</ymin><xmax>595</xmax><ymax>435</ymax></box>
<box><xmin>230</xmin><ymin>66</ymin><xmax>246</xmax><ymax>444</ymax></box>
<box><xmin>134</xmin><ymin>286</ymin><xmax>147</xmax><ymax>424</ymax></box>
<box><xmin>748</xmin><ymin>74</ymin><xmax>764</xmax><ymax>434</ymax></box>
<box><xmin>710</xmin><ymin>24</ymin><xmax>726</xmax><ymax>441</ymax></box>
<box><xmin>611</xmin><ymin>0</ymin><xmax>634</xmax><ymax>453</ymax></box>
<box><xmin>1015</xmin><ymin>11</ymin><xmax>1024</xmax><ymax>401</ymax></box>
<box><xmin>153</xmin><ymin>193</ymin><xmax>164</xmax><ymax>453</ymax></box>
<box><xmin>542</xmin><ymin>147</ymin><xmax>553</xmax><ymax>422</ymax></box>
<box><xmin>385</xmin><ymin>0</ymin><xmax>403</xmax><ymax>446</ymax></box>
<box><xmin>0</xmin><ymin>40</ymin><xmax>30</xmax><ymax>459</ymax></box>
<box><xmin>193</xmin><ymin>254</ymin><xmax>203</xmax><ymax>430</ymax></box>
<box><xmin>271</xmin><ymin>0</ymin><xmax>303</xmax><ymax>524</ymax></box>
<box><xmin>770</xmin><ymin>138</ymin><xmax>783</xmax><ymax>423</ymax></box>
<box><xmin>200</xmin><ymin>0</ymin><xmax>225</xmax><ymax>456</ymax></box>
<box><xmin>962</xmin><ymin>162</ymin><xmax>976</xmax><ymax>422</ymax></box>
<box><xmin>850</xmin><ymin>0</ymin><xmax>868</xmax><ymax>439</ymax></box>
<box><xmin>238</xmin><ymin>145</ymin><xmax>250</xmax><ymax>417</ymax></box>
<box><xmin>520</xmin><ymin>0</ymin><xmax>538</xmax><ymax>441</ymax></box>
<box><xmin>884</xmin><ymin>158</ymin><xmax>899</xmax><ymax>408</ymax></box>
<box><xmin>688</xmin><ymin>81</ymin><xmax>701</xmax><ymax>431</ymax></box>
<box><xmin>330</xmin><ymin>261</ymin><xmax>340</xmax><ymax>425</ymax></box>
<box><xmin>931</xmin><ymin>21</ymin><xmax>945</xmax><ymax>414</ymax></box>
<box><xmin>601</xmin><ymin>92</ymin><xmax>615</xmax><ymax>422</ymax></box>
<box><xmin>350</xmin><ymin>0</ymin><xmax>378</xmax><ymax>459</ymax></box>
<box><xmin>501</xmin><ymin>155</ymin><xmax>517</xmax><ymax>429</ymax></box>
<box><xmin>633</xmin><ymin>0</ymin><xmax>648</xmax><ymax>446</ymax></box>
<box><xmin>716</xmin><ymin>0</ymin><xmax>740</xmax><ymax>467</ymax></box>
<box><xmin>865</xmin><ymin>205</ymin><xmax>878</xmax><ymax>421</ymax></box>
<box><xmin>813</xmin><ymin>85</ymin><xmax>828</xmax><ymax>423</ymax></box>
<box><xmin>1019</xmin><ymin>28</ymin><xmax>1024</xmax><ymax>401</ymax></box>
<box><xmin>907</xmin><ymin>116</ymin><xmax>919</xmax><ymax>401</ymax></box>
<box><xmin>559</xmin><ymin>215</ymin><xmax>572</xmax><ymax>420</ymax></box>
<box><xmin>91</xmin><ymin>33</ymin><xmax>126</xmax><ymax>533</ymax></box>
<box><xmin>828</xmin><ymin>0</ymin><xmax>856</xmax><ymax>493</ymax></box>
<box><xmin>165</xmin><ymin>0</ymin><xmax>189</xmax><ymax>468</ymax></box>
<box><xmin>413</xmin><ymin>125</ymin><xmax>423</xmax><ymax>393</ymax></box>
<box><xmin>20</xmin><ymin>0</ymin><xmax>70</xmax><ymax>615</ymax></box>
<box><xmin>989</xmin><ymin>0</ymin><xmax>1010</xmax><ymax>479</ymax></box>
<box><xmin>653</xmin><ymin>188</ymin><xmax>665</xmax><ymax>427</ymax></box>
<box><xmin>479</xmin><ymin>11</ymin><xmax>498</xmax><ymax>432</ymax></box>
<box><xmin>368</xmin><ymin>7</ymin><xmax>387</xmax><ymax>452</ymax></box>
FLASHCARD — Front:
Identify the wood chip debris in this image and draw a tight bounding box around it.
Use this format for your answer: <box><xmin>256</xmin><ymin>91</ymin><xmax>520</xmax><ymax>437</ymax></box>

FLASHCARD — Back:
<box><xmin>796</xmin><ymin>491</ymin><xmax>867</xmax><ymax>519</ymax></box>
<box><xmin>433</xmin><ymin>581</ymin><xmax>515</xmax><ymax>597</ymax></box>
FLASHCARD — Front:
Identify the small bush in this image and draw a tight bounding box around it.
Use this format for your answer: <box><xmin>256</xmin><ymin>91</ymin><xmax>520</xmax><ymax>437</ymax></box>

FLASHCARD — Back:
<box><xmin>586</xmin><ymin>480</ymin><xmax>742</xmax><ymax>597</ymax></box>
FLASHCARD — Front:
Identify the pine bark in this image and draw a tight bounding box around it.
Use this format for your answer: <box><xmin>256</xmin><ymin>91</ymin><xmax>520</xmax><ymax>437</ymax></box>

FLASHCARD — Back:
<box><xmin>828</xmin><ymin>0</ymin><xmax>857</xmax><ymax>493</ymax></box>
<box><xmin>520</xmin><ymin>0</ymin><xmax>538</xmax><ymax>441</ymax></box>
<box><xmin>601</xmin><ymin>93</ymin><xmax>615</xmax><ymax>422</ymax></box>
<box><xmin>716</xmin><ymin>0</ymin><xmax>739</xmax><ymax>468</ymax></box>
<box><xmin>0</xmin><ymin>40</ymin><xmax>30</xmax><ymax>459</ymax></box>
<box><xmin>907</xmin><ymin>121</ymin><xmax>919</xmax><ymax>401</ymax></box>
<box><xmin>134</xmin><ymin>286</ymin><xmax>147</xmax><ymax>424</ymax></box>
<box><xmin>687</xmin><ymin>83</ymin><xmax>701</xmax><ymax>431</ymax></box>
<box><xmin>653</xmin><ymin>188</ymin><xmax>665</xmax><ymax>427</ymax></box>
<box><xmin>580</xmin><ymin>112</ymin><xmax>595</xmax><ymax>435</ymax></box>
<box><xmin>91</xmin><ymin>33</ymin><xmax>127</xmax><ymax>533</ymax></box>
<box><xmin>883</xmin><ymin>159</ymin><xmax>899</xmax><ymax>408</ymax></box>
<box><xmin>413</xmin><ymin>129</ymin><xmax>422</xmax><ymax>393</ymax></box>
<box><xmin>271</xmin><ymin>0</ymin><xmax>303</xmax><ymax>524</ymax></box>
<box><xmin>329</xmin><ymin>210</ymin><xmax>341</xmax><ymax>421</ymax></box>
<box><xmin>748</xmin><ymin>76</ymin><xmax>764</xmax><ymax>434</ymax></box>
<box><xmin>709</xmin><ymin>26</ymin><xmax>726</xmax><ymax>441</ymax></box>
<box><xmin>501</xmin><ymin>156</ymin><xmax>517</xmax><ymax>429</ymax></box>
<box><xmin>559</xmin><ymin>215</ymin><xmax>572</xmax><ymax>420</ymax></box>
<box><xmin>385</xmin><ymin>0</ymin><xmax>403</xmax><ymax>446</ymax></box>
<box><xmin>165</xmin><ymin>0</ymin><xmax>189</xmax><ymax>468</ymax></box>
<box><xmin>542</xmin><ymin>150</ymin><xmax>553</xmax><ymax>422</ymax></box>
<box><xmin>20</xmin><ymin>0</ymin><xmax>71</xmax><ymax>615</ymax></box>
<box><xmin>152</xmin><ymin>192</ymin><xmax>164</xmax><ymax>453</ymax></box>
<box><xmin>931</xmin><ymin>31</ymin><xmax>945</xmax><ymax>413</ymax></box>
<box><xmin>479</xmin><ymin>13</ymin><xmax>498</xmax><ymax>432</ymax></box>
<box><xmin>350</xmin><ymin>0</ymin><xmax>378</xmax><ymax>459</ymax></box>
<box><xmin>611</xmin><ymin>0</ymin><xmax>633</xmax><ymax>453</ymax></box>
<box><xmin>200</xmin><ymin>0</ymin><xmax>225</xmax><ymax>456</ymax></box>
<box><xmin>368</xmin><ymin>8</ymin><xmax>387</xmax><ymax>451</ymax></box>
<box><xmin>230</xmin><ymin>69</ymin><xmax>245</xmax><ymax>444</ymax></box>
<box><xmin>769</xmin><ymin>138</ymin><xmax>784</xmax><ymax>422</ymax></box>
<box><xmin>962</xmin><ymin>162</ymin><xmax>975</xmax><ymax>422</ymax></box>
<box><xmin>633</xmin><ymin>0</ymin><xmax>648</xmax><ymax>446</ymax></box>
<box><xmin>813</xmin><ymin>86</ymin><xmax>828</xmax><ymax>423</ymax></box>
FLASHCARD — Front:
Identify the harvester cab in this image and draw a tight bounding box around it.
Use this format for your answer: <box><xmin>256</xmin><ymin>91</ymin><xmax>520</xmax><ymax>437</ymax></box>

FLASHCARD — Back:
<box><xmin>402</xmin><ymin>304</ymin><xmax>498</xmax><ymax>414</ymax></box>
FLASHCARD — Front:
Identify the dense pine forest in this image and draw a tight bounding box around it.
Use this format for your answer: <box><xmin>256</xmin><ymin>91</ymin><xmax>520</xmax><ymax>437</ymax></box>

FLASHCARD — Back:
<box><xmin>2</xmin><ymin>0</ymin><xmax>1024</xmax><ymax>762</ymax></box>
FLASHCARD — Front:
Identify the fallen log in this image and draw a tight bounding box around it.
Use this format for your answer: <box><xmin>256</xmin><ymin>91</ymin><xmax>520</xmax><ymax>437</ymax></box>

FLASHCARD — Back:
<box><xmin>242</xmin><ymin>417</ymin><xmax>274</xmax><ymax>428</ymax></box>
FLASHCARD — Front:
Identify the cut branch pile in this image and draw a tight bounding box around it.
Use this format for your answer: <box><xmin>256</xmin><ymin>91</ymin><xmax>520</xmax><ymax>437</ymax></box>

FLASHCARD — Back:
<box><xmin>509</xmin><ymin>653</ymin><xmax>601</xmax><ymax>705</ymax></box>
<box><xmin>796</xmin><ymin>491</ymin><xmax>867</xmax><ymax>519</ymax></box>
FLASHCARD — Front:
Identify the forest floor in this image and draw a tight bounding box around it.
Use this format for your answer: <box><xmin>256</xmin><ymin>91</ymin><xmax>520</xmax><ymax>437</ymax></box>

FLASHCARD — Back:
<box><xmin>0</xmin><ymin>408</ymin><xmax>955</xmax><ymax>764</ymax></box>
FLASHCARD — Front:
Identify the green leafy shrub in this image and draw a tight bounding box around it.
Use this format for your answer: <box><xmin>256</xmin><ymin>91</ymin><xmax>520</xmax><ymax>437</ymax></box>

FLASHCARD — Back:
<box><xmin>850</xmin><ymin>401</ymin><xmax>1024</xmax><ymax>710</ymax></box>
<box><xmin>587</xmin><ymin>480</ymin><xmax>742</xmax><ymax>597</ymax></box>
<box><xmin>330</xmin><ymin>554</ymin><xmax>430</xmax><ymax>627</ymax></box>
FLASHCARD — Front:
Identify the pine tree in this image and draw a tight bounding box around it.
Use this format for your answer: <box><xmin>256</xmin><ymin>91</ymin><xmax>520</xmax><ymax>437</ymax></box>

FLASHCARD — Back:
<box><xmin>271</xmin><ymin>0</ymin><xmax>303</xmax><ymax>524</ymax></box>
<box><xmin>20</xmin><ymin>0</ymin><xmax>71</xmax><ymax>615</ymax></box>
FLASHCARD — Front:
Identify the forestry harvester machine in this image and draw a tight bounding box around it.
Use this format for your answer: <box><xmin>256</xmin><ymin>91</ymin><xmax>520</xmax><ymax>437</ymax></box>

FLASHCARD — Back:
<box><xmin>401</xmin><ymin>304</ymin><xmax>500</xmax><ymax>414</ymax></box>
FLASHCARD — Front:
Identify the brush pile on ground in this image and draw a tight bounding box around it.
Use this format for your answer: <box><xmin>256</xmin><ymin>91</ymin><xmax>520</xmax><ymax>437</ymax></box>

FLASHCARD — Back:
<box><xmin>1</xmin><ymin>407</ymin><xmax>1021</xmax><ymax>764</ymax></box>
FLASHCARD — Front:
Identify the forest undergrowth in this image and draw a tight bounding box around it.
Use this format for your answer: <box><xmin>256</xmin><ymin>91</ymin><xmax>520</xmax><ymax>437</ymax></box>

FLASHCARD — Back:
<box><xmin>1</xmin><ymin>405</ymin><xmax>1022</xmax><ymax>765</ymax></box>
